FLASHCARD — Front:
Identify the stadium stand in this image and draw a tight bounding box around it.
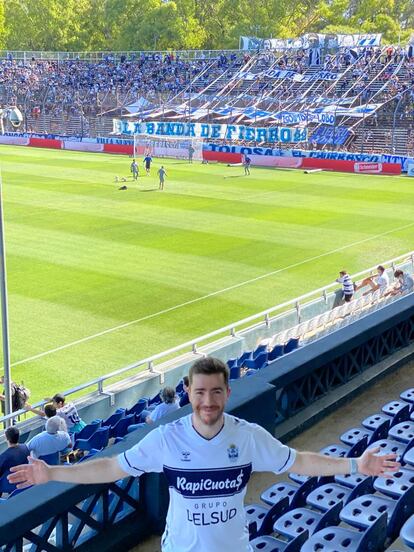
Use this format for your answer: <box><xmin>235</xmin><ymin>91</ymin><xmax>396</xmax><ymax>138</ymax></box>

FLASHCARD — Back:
<box><xmin>2</xmin><ymin>45</ymin><xmax>414</xmax><ymax>156</ymax></box>
<box><xmin>0</xmin><ymin>248</ymin><xmax>412</xmax><ymax>551</ymax></box>
<box><xmin>243</xmin><ymin>382</ymin><xmax>414</xmax><ymax>552</ymax></box>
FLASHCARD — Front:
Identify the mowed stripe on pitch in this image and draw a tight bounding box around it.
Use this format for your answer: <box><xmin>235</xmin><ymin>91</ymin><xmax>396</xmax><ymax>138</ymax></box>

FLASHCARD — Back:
<box><xmin>1</xmin><ymin>145</ymin><xmax>413</xmax><ymax>398</ymax></box>
<box><xmin>10</xmin><ymin>219</ymin><xmax>414</xmax><ymax>368</ymax></box>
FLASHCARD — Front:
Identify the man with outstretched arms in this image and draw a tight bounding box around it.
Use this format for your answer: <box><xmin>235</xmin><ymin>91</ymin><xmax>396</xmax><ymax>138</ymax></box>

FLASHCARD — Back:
<box><xmin>9</xmin><ymin>357</ymin><xmax>399</xmax><ymax>552</ymax></box>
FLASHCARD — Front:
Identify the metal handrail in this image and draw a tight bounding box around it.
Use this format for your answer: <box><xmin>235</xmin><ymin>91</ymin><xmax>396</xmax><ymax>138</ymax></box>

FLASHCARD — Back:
<box><xmin>1</xmin><ymin>250</ymin><xmax>413</xmax><ymax>425</ymax></box>
<box><xmin>0</xmin><ymin>49</ymin><xmax>244</xmax><ymax>62</ymax></box>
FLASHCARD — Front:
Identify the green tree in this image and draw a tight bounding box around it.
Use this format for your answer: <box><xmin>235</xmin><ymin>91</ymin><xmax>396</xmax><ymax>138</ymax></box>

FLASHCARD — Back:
<box><xmin>5</xmin><ymin>0</ymin><xmax>88</xmax><ymax>50</ymax></box>
<box><xmin>3</xmin><ymin>0</ymin><xmax>414</xmax><ymax>52</ymax></box>
<box><xmin>0</xmin><ymin>0</ymin><xmax>6</xmax><ymax>49</ymax></box>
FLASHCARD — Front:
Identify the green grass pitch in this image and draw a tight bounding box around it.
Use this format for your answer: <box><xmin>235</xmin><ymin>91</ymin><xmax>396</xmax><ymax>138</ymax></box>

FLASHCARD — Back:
<box><xmin>0</xmin><ymin>145</ymin><xmax>413</xmax><ymax>402</ymax></box>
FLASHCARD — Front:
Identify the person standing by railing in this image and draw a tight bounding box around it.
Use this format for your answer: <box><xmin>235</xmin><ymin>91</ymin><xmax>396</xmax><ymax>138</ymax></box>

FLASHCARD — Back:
<box><xmin>336</xmin><ymin>269</ymin><xmax>354</xmax><ymax>302</ymax></box>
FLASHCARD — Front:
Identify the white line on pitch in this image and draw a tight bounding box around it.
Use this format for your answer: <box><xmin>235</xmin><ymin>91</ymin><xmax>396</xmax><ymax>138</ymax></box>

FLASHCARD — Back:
<box><xmin>11</xmin><ymin>219</ymin><xmax>414</xmax><ymax>367</ymax></box>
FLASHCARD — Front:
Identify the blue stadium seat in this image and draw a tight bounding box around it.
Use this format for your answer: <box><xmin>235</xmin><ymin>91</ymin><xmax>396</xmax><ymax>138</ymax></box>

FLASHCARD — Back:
<box><xmin>244</xmin><ymin>353</ymin><xmax>268</xmax><ymax>371</ymax></box>
<box><xmin>74</xmin><ymin>426</ymin><xmax>109</xmax><ymax>452</ymax></box>
<box><xmin>238</xmin><ymin>351</ymin><xmax>253</xmax><ymax>365</ymax></box>
<box><xmin>301</xmin><ymin>512</ymin><xmax>387</xmax><ymax>552</ymax></box>
<box><xmin>250</xmin><ymin>530</ymin><xmax>308</xmax><ymax>552</ymax></box>
<box><xmin>401</xmin><ymin>514</ymin><xmax>414</xmax><ymax>549</ymax></box>
<box><xmin>306</xmin><ymin>478</ymin><xmax>373</xmax><ymax>512</ymax></box>
<box><xmin>111</xmin><ymin>413</ymin><xmax>136</xmax><ymax>439</ymax></box>
<box><xmin>273</xmin><ymin>501</ymin><xmax>342</xmax><ymax>539</ymax></box>
<box><xmin>403</xmin><ymin>447</ymin><xmax>414</xmax><ymax>467</ymax></box>
<box><xmin>288</xmin><ymin>473</ymin><xmax>310</xmax><ymax>485</ymax></box>
<box><xmin>368</xmin><ymin>439</ymin><xmax>407</xmax><ymax>461</ymax></box>
<box><xmin>39</xmin><ymin>452</ymin><xmax>60</xmax><ymax>465</ymax></box>
<box><xmin>389</xmin><ymin>422</ymin><xmax>414</xmax><ymax>444</ymax></box>
<box><xmin>268</xmin><ymin>344</ymin><xmax>284</xmax><ymax>362</ymax></box>
<box><xmin>363</xmin><ymin>405</ymin><xmax>411</xmax><ymax>430</ymax></box>
<box><xmin>340</xmin><ymin>419</ymin><xmax>390</xmax><ymax>447</ymax></box>
<box><xmin>126</xmin><ymin>398</ymin><xmax>148</xmax><ymax>417</ymax></box>
<box><xmin>400</xmin><ymin>389</ymin><xmax>414</xmax><ymax>404</ymax></box>
<box><xmin>261</xmin><ymin>478</ymin><xmax>319</xmax><ymax>508</ymax></box>
<box><xmin>227</xmin><ymin>358</ymin><xmax>238</xmax><ymax>370</ymax></box>
<box><xmin>74</xmin><ymin>419</ymin><xmax>101</xmax><ymax>441</ymax></box>
<box><xmin>319</xmin><ymin>436</ymin><xmax>368</xmax><ymax>459</ymax></box>
<box><xmin>230</xmin><ymin>365</ymin><xmax>241</xmax><ymax>380</ymax></box>
<box><xmin>339</xmin><ymin>486</ymin><xmax>414</xmax><ymax>540</ymax></box>
<box><xmin>362</xmin><ymin>412</ymin><xmax>392</xmax><ymax>430</ymax></box>
<box><xmin>284</xmin><ymin>338</ymin><xmax>299</xmax><ymax>354</ymax></box>
<box><xmin>334</xmin><ymin>473</ymin><xmax>374</xmax><ymax>491</ymax></box>
<box><xmin>102</xmin><ymin>408</ymin><xmax>125</xmax><ymax>429</ymax></box>
<box><xmin>245</xmin><ymin>496</ymin><xmax>289</xmax><ymax>539</ymax></box>
<box><xmin>382</xmin><ymin>401</ymin><xmax>412</xmax><ymax>418</ymax></box>
<box><xmin>148</xmin><ymin>393</ymin><xmax>161</xmax><ymax>407</ymax></box>
<box><xmin>373</xmin><ymin>467</ymin><xmax>414</xmax><ymax>498</ymax></box>
<box><xmin>253</xmin><ymin>344</ymin><xmax>268</xmax><ymax>359</ymax></box>
<box><xmin>175</xmin><ymin>380</ymin><xmax>184</xmax><ymax>394</ymax></box>
<box><xmin>319</xmin><ymin>443</ymin><xmax>350</xmax><ymax>457</ymax></box>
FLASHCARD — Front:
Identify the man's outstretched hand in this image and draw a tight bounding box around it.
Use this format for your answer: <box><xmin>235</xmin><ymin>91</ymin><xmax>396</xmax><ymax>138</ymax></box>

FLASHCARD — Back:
<box><xmin>357</xmin><ymin>447</ymin><xmax>400</xmax><ymax>477</ymax></box>
<box><xmin>8</xmin><ymin>458</ymin><xmax>50</xmax><ymax>489</ymax></box>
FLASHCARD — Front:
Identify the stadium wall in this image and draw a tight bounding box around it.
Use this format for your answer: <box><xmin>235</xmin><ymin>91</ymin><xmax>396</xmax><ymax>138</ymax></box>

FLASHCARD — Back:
<box><xmin>1</xmin><ymin>294</ymin><xmax>413</xmax><ymax>551</ymax></box>
<box><xmin>0</xmin><ymin>132</ymin><xmax>409</xmax><ymax>174</ymax></box>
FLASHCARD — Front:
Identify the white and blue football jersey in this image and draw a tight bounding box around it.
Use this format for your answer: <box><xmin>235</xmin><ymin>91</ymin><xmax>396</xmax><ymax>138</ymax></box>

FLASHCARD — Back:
<box><xmin>118</xmin><ymin>413</ymin><xmax>296</xmax><ymax>552</ymax></box>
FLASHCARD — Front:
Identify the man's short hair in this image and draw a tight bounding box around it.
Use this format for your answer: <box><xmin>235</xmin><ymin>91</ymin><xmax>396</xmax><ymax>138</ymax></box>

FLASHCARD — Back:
<box><xmin>52</xmin><ymin>393</ymin><xmax>65</xmax><ymax>405</ymax></box>
<box><xmin>46</xmin><ymin>416</ymin><xmax>62</xmax><ymax>434</ymax></box>
<box><xmin>189</xmin><ymin>357</ymin><xmax>229</xmax><ymax>387</ymax></box>
<box><xmin>44</xmin><ymin>404</ymin><xmax>56</xmax><ymax>418</ymax></box>
<box><xmin>394</xmin><ymin>269</ymin><xmax>403</xmax><ymax>278</ymax></box>
<box><xmin>339</xmin><ymin>270</ymin><xmax>347</xmax><ymax>276</ymax></box>
<box><xmin>377</xmin><ymin>265</ymin><xmax>385</xmax><ymax>272</ymax></box>
<box><xmin>161</xmin><ymin>387</ymin><xmax>176</xmax><ymax>404</ymax></box>
<box><xmin>182</xmin><ymin>376</ymin><xmax>189</xmax><ymax>387</ymax></box>
<box><xmin>5</xmin><ymin>426</ymin><xmax>19</xmax><ymax>444</ymax></box>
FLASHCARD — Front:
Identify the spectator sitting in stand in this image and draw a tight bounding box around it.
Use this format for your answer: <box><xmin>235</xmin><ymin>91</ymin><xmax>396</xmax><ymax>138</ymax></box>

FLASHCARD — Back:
<box><xmin>388</xmin><ymin>269</ymin><xmax>414</xmax><ymax>295</ymax></box>
<box><xmin>26</xmin><ymin>402</ymin><xmax>67</xmax><ymax>432</ymax></box>
<box><xmin>145</xmin><ymin>387</ymin><xmax>180</xmax><ymax>424</ymax></box>
<box><xmin>0</xmin><ymin>427</ymin><xmax>29</xmax><ymax>477</ymax></box>
<box><xmin>26</xmin><ymin>416</ymin><xmax>71</xmax><ymax>460</ymax></box>
<box><xmin>354</xmin><ymin>265</ymin><xmax>390</xmax><ymax>295</ymax></box>
<box><xmin>133</xmin><ymin>387</ymin><xmax>180</xmax><ymax>428</ymax></box>
<box><xmin>50</xmin><ymin>394</ymin><xmax>86</xmax><ymax>434</ymax></box>
<box><xmin>179</xmin><ymin>376</ymin><xmax>190</xmax><ymax>407</ymax></box>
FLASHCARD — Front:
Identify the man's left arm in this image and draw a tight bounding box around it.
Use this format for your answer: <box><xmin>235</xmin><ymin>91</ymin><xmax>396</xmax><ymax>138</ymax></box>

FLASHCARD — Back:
<box><xmin>290</xmin><ymin>447</ymin><xmax>400</xmax><ymax>478</ymax></box>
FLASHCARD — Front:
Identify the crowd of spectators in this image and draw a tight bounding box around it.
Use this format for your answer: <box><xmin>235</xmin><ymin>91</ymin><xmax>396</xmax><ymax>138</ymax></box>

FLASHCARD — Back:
<box><xmin>3</xmin><ymin>45</ymin><xmax>414</xmax><ymax>153</ymax></box>
<box><xmin>0</xmin><ymin>52</ymin><xmax>244</xmax><ymax>119</ymax></box>
<box><xmin>0</xmin><ymin>379</ymin><xmax>192</xmax><ymax>478</ymax></box>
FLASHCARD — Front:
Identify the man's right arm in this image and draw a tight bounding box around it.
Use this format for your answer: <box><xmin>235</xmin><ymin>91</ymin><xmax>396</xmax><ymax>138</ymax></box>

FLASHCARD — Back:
<box><xmin>9</xmin><ymin>456</ymin><xmax>129</xmax><ymax>488</ymax></box>
<box><xmin>25</xmin><ymin>404</ymin><xmax>45</xmax><ymax>417</ymax></box>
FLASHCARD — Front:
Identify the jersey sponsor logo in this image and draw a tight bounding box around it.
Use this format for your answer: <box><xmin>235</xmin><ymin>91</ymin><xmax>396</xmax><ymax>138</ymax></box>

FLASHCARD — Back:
<box><xmin>227</xmin><ymin>444</ymin><xmax>239</xmax><ymax>462</ymax></box>
<box><xmin>164</xmin><ymin>464</ymin><xmax>252</xmax><ymax>498</ymax></box>
<box><xmin>181</xmin><ymin>451</ymin><xmax>191</xmax><ymax>462</ymax></box>
<box><xmin>186</xmin><ymin>507</ymin><xmax>237</xmax><ymax>526</ymax></box>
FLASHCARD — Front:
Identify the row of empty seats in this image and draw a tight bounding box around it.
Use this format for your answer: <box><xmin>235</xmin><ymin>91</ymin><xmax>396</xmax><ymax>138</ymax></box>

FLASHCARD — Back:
<box><xmin>225</xmin><ymin>281</ymin><xmax>410</xmax><ymax>382</ymax></box>
<box><xmin>245</xmin><ymin>387</ymin><xmax>414</xmax><ymax>551</ymax></box>
<box><xmin>227</xmin><ymin>339</ymin><xmax>301</xmax><ymax>378</ymax></box>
